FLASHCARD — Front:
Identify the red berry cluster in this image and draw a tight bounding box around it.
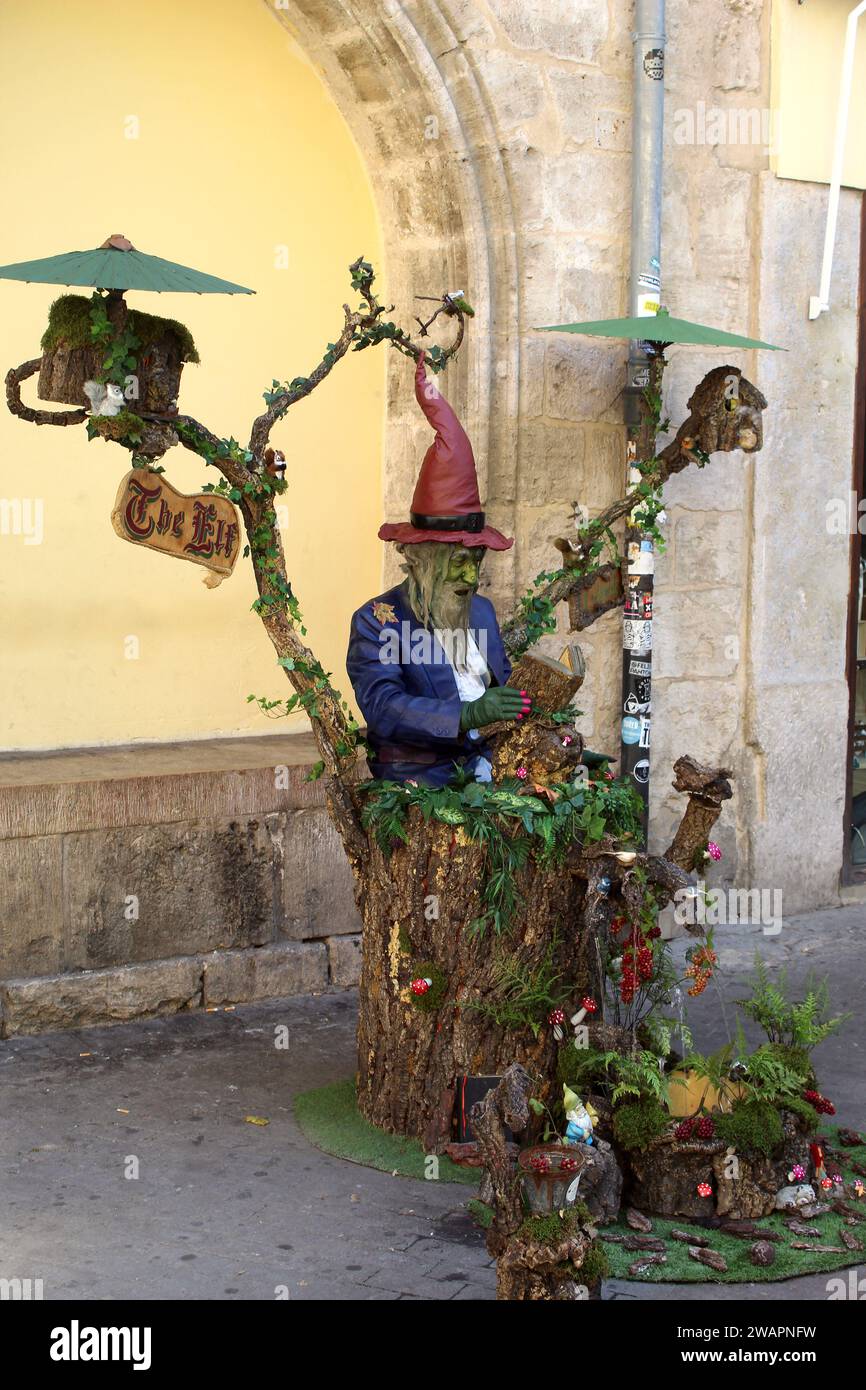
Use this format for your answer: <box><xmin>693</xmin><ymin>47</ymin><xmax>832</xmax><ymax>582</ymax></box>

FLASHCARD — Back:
<box><xmin>675</xmin><ymin>1118</ymin><xmax>695</xmax><ymax>1140</ymax></box>
<box><xmin>685</xmin><ymin>944</ymin><xmax>717</xmax><ymax>997</ymax></box>
<box><xmin>619</xmin><ymin>953</ymin><xmax>636</xmax><ymax>1003</ymax></box>
<box><xmin>618</xmin><ymin>920</ymin><xmax>661</xmax><ymax>1002</ymax></box>
<box><xmin>559</xmin><ymin>1156</ymin><xmax>579</xmax><ymax>1173</ymax></box>
<box><xmin>695</xmin><ymin>1115</ymin><xmax>715</xmax><ymax>1140</ymax></box>
<box><xmin>803</xmin><ymin>1089</ymin><xmax>836</xmax><ymax>1116</ymax></box>
<box><xmin>529</xmin><ymin>1153</ymin><xmax>550</xmax><ymax>1173</ymax></box>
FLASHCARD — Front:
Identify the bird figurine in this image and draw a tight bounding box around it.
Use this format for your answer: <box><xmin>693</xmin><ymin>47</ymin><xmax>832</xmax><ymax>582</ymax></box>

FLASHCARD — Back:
<box><xmin>83</xmin><ymin>380</ymin><xmax>125</xmax><ymax>417</ymax></box>
<box><xmin>563</xmin><ymin>1085</ymin><xmax>596</xmax><ymax>1145</ymax></box>
<box><xmin>444</xmin><ymin>291</ymin><xmax>474</xmax><ymax>317</ymax></box>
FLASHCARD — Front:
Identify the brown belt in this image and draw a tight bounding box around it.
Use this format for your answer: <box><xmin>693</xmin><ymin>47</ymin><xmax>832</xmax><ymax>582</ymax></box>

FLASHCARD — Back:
<box><xmin>375</xmin><ymin>743</ymin><xmax>443</xmax><ymax>766</ymax></box>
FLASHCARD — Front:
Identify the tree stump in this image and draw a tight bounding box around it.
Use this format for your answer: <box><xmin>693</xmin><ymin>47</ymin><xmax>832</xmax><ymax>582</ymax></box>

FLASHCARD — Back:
<box><xmin>353</xmin><ymin>754</ymin><xmax>731</xmax><ymax>1146</ymax></box>
<box><xmin>469</xmin><ymin>1064</ymin><xmax>604</xmax><ymax>1300</ymax></box>
<box><xmin>354</xmin><ymin>815</ymin><xmax>591</xmax><ymax>1144</ymax></box>
<box><xmin>626</xmin><ymin>1134</ymin><xmax>725</xmax><ymax>1218</ymax></box>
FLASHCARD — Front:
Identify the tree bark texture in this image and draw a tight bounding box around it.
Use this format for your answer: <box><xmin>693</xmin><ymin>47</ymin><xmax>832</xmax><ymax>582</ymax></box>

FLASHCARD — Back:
<box><xmin>353</xmin><ymin>751</ymin><xmax>730</xmax><ymax>1145</ymax></box>
<box><xmin>38</xmin><ymin>333</ymin><xmax>185</xmax><ymax>413</ymax></box>
<box><xmin>353</xmin><ymin>813</ymin><xmax>591</xmax><ymax>1144</ymax></box>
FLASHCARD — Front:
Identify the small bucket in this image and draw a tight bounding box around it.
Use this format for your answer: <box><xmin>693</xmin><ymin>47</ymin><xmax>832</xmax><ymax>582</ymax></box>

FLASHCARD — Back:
<box><xmin>518</xmin><ymin>1143</ymin><xmax>586</xmax><ymax>1214</ymax></box>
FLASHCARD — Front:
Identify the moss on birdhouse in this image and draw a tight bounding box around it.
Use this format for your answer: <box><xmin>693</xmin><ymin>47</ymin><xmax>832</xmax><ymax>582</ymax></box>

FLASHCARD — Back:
<box><xmin>86</xmin><ymin>409</ymin><xmax>146</xmax><ymax>447</ymax></box>
<box><xmin>40</xmin><ymin>293</ymin><xmax>199</xmax><ymax>363</ymax></box>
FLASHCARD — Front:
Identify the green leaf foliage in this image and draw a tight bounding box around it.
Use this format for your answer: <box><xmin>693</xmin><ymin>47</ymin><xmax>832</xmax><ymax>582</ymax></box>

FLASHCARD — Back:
<box><xmin>359</xmin><ymin>772</ymin><xmax>644</xmax><ymax>936</ymax></box>
<box><xmin>736</xmin><ymin>956</ymin><xmax>849</xmax><ymax>1051</ymax></box>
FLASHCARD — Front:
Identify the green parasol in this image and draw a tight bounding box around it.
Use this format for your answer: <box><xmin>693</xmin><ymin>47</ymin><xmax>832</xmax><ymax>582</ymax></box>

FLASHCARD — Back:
<box><xmin>0</xmin><ymin>234</ymin><xmax>254</xmax><ymax>295</ymax></box>
<box><xmin>536</xmin><ymin>307</ymin><xmax>782</xmax><ymax>351</ymax></box>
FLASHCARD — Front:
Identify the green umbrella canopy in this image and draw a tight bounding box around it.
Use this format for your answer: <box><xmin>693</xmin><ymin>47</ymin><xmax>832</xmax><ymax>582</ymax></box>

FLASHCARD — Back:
<box><xmin>0</xmin><ymin>234</ymin><xmax>254</xmax><ymax>295</ymax></box>
<box><xmin>536</xmin><ymin>307</ymin><xmax>782</xmax><ymax>351</ymax></box>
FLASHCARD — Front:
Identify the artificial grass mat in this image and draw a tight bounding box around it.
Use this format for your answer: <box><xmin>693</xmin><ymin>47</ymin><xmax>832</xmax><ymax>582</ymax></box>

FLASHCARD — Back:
<box><xmin>593</xmin><ymin>1123</ymin><xmax>865</xmax><ymax>1284</ymax></box>
<box><xmin>296</xmin><ymin>1085</ymin><xmax>863</xmax><ymax>1282</ymax></box>
<box><xmin>602</xmin><ymin>1208</ymin><xmax>860</xmax><ymax>1284</ymax></box>
<box><xmin>294</xmin><ymin>1077</ymin><xmax>478</xmax><ymax>1185</ymax></box>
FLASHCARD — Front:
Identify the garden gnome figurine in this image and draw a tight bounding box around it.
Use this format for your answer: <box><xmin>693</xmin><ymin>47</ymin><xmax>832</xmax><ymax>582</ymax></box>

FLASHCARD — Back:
<box><xmin>347</xmin><ymin>353</ymin><xmax>527</xmax><ymax>786</ymax></box>
<box><xmin>563</xmin><ymin>1086</ymin><xmax>595</xmax><ymax>1146</ymax></box>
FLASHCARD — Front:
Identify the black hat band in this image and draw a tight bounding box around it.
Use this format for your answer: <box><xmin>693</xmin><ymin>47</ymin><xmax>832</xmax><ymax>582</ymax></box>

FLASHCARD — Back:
<box><xmin>409</xmin><ymin>511</ymin><xmax>485</xmax><ymax>532</ymax></box>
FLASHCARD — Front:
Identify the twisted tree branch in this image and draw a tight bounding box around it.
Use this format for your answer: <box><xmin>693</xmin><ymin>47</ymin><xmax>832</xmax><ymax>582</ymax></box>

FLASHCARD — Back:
<box><xmin>6</xmin><ymin>358</ymin><xmax>87</xmax><ymax>427</ymax></box>
<box><xmin>501</xmin><ymin>363</ymin><xmax>768</xmax><ymax>655</ymax></box>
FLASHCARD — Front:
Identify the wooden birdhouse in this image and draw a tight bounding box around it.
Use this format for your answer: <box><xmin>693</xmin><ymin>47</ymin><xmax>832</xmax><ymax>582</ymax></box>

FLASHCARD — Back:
<box><xmin>37</xmin><ymin>289</ymin><xmax>199</xmax><ymax>415</ymax></box>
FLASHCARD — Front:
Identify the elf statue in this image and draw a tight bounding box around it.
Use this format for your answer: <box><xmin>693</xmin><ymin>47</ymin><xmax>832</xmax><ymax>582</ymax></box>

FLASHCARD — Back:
<box><xmin>347</xmin><ymin>354</ymin><xmax>528</xmax><ymax>787</ymax></box>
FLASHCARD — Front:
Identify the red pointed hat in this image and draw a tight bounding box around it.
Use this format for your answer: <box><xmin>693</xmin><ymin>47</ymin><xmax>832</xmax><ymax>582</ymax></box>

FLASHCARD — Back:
<box><xmin>378</xmin><ymin>354</ymin><xmax>513</xmax><ymax>550</ymax></box>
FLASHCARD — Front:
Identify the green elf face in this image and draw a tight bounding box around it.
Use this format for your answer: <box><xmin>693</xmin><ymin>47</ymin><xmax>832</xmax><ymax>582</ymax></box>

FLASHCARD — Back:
<box><xmin>444</xmin><ymin>545</ymin><xmax>485</xmax><ymax>595</ymax></box>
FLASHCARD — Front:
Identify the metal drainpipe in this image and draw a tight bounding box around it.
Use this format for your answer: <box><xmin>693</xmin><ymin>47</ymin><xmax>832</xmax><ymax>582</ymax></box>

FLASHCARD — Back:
<box><xmin>621</xmin><ymin>0</ymin><xmax>666</xmax><ymax>842</ymax></box>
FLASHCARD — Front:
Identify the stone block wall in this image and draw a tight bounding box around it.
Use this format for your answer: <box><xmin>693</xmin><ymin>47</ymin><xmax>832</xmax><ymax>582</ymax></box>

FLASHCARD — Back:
<box><xmin>0</xmin><ymin>738</ymin><xmax>361</xmax><ymax>1036</ymax></box>
<box><xmin>275</xmin><ymin>0</ymin><xmax>862</xmax><ymax>913</ymax></box>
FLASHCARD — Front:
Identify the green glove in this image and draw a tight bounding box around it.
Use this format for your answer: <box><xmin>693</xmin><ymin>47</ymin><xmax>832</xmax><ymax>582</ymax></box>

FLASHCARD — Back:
<box><xmin>460</xmin><ymin>686</ymin><xmax>531</xmax><ymax>731</ymax></box>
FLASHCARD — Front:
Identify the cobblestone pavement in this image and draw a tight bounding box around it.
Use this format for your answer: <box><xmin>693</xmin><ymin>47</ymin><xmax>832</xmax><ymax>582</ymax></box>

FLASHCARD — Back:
<box><xmin>2</xmin><ymin>904</ymin><xmax>864</xmax><ymax>1301</ymax></box>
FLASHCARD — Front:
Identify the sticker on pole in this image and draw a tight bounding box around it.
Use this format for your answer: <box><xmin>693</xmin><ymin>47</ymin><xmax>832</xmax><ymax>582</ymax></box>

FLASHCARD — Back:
<box><xmin>632</xmin><ymin>758</ymin><xmax>650</xmax><ymax>785</ymax></box>
<box><xmin>623</xmin><ymin>618</ymin><xmax>652</xmax><ymax>652</ymax></box>
<box><xmin>621</xmin><ymin>716</ymin><xmax>641</xmax><ymax>745</ymax></box>
<box><xmin>624</xmin><ymin>692</ymin><xmax>650</xmax><ymax>716</ymax></box>
<box><xmin>643</xmin><ymin>48</ymin><xmax>664</xmax><ymax>80</ymax></box>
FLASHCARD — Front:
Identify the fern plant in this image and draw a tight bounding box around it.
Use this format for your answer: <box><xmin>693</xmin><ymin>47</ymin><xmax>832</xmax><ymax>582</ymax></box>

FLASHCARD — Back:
<box><xmin>608</xmin><ymin>1049</ymin><xmax>670</xmax><ymax>1105</ymax></box>
<box><xmin>735</xmin><ymin>956</ymin><xmax>849</xmax><ymax>1051</ymax></box>
<box><xmin>467</xmin><ymin>938</ymin><xmax>568</xmax><ymax>1036</ymax></box>
<box><xmin>675</xmin><ymin>1042</ymin><xmax>739</xmax><ymax>1112</ymax></box>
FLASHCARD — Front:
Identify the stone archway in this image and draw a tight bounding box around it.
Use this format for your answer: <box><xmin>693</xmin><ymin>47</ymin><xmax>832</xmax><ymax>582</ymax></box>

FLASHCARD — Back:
<box><xmin>266</xmin><ymin>0</ymin><xmax>523</xmax><ymax>606</ymax></box>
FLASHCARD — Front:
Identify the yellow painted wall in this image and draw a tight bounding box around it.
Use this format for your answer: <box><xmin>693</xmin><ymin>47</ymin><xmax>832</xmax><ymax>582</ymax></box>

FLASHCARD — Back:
<box><xmin>0</xmin><ymin>0</ymin><xmax>384</xmax><ymax>750</ymax></box>
<box><xmin>772</xmin><ymin>0</ymin><xmax>866</xmax><ymax>189</ymax></box>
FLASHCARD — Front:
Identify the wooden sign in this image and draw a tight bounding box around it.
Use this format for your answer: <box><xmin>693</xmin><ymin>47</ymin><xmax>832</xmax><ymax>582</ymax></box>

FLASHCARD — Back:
<box><xmin>568</xmin><ymin>562</ymin><xmax>624</xmax><ymax>632</ymax></box>
<box><xmin>111</xmin><ymin>470</ymin><xmax>241</xmax><ymax>587</ymax></box>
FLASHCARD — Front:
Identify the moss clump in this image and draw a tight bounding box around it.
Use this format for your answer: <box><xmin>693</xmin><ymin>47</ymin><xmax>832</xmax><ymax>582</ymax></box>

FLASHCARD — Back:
<box><xmin>570</xmin><ymin>1198</ymin><xmax>592</xmax><ymax>1225</ymax></box>
<box><xmin>780</xmin><ymin>1096</ymin><xmax>820</xmax><ymax>1131</ymax></box>
<box><xmin>408</xmin><ymin>960</ymin><xmax>448</xmax><ymax>1012</ymax></box>
<box><xmin>517</xmin><ymin>1208</ymin><xmax>580</xmax><ymax>1246</ymax></box>
<box><xmin>612</xmin><ymin>1098</ymin><xmax>670</xmax><ymax>1152</ymax></box>
<box><xmin>557</xmin><ymin>1044</ymin><xmax>605</xmax><ymax>1093</ymax></box>
<box><xmin>397</xmin><ymin>924</ymin><xmax>412</xmax><ymax>954</ymax></box>
<box><xmin>86</xmin><ymin>409</ymin><xmax>145</xmax><ymax>446</ymax></box>
<box><xmin>467</xmin><ymin>1198</ymin><xmax>494</xmax><ymax>1229</ymax></box>
<box><xmin>41</xmin><ymin>293</ymin><xmax>199</xmax><ymax>363</ymax></box>
<box><xmin>715</xmin><ymin>1098</ymin><xmax>784</xmax><ymax>1158</ymax></box>
<box><xmin>579</xmin><ymin>1242</ymin><xmax>610</xmax><ymax>1287</ymax></box>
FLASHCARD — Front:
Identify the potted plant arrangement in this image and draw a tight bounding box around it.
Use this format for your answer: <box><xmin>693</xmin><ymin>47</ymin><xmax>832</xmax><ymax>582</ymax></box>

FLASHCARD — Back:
<box><xmin>553</xmin><ymin>856</ymin><xmax>851</xmax><ymax>1220</ymax></box>
<box><xmin>518</xmin><ymin>1092</ymin><xmax>588</xmax><ymax>1214</ymax></box>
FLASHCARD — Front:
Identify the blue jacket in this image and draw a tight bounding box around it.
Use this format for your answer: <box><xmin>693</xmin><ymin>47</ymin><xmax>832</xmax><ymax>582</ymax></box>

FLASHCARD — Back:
<box><xmin>346</xmin><ymin>582</ymin><xmax>511</xmax><ymax>786</ymax></box>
